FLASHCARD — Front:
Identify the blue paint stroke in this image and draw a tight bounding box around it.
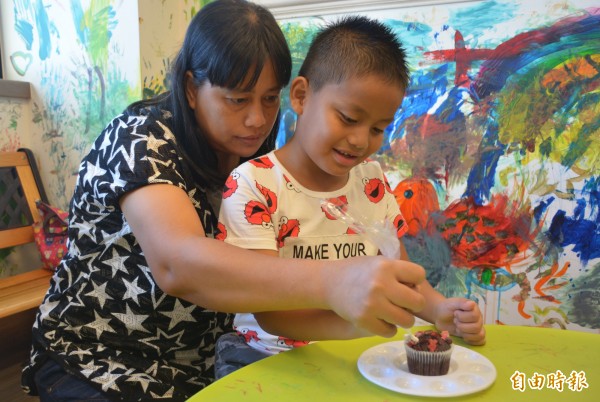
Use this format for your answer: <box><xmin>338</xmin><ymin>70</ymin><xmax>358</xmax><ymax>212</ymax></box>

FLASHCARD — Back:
<box><xmin>548</xmin><ymin>177</ymin><xmax>600</xmax><ymax>265</ymax></box>
<box><xmin>14</xmin><ymin>19</ymin><xmax>34</xmax><ymax>50</ymax></box>
<box><xmin>13</xmin><ymin>0</ymin><xmax>34</xmax><ymax>50</ymax></box>
<box><xmin>70</xmin><ymin>0</ymin><xmax>87</xmax><ymax>45</ymax></box>
<box><xmin>33</xmin><ymin>0</ymin><xmax>52</xmax><ymax>60</ymax></box>
<box><xmin>465</xmin><ymin>267</ymin><xmax>517</xmax><ymax>297</ymax></box>
<box><xmin>475</xmin><ymin>11</ymin><xmax>600</xmax><ymax>99</ymax></box>
<box><xmin>533</xmin><ymin>196</ymin><xmax>555</xmax><ymax>223</ymax></box>
<box><xmin>449</xmin><ymin>0</ymin><xmax>518</xmax><ymax>45</ymax></box>
<box><xmin>385</xmin><ymin>65</ymin><xmax>450</xmax><ymax>147</ymax></box>
<box><xmin>463</xmin><ymin>118</ymin><xmax>505</xmax><ymax>205</ymax></box>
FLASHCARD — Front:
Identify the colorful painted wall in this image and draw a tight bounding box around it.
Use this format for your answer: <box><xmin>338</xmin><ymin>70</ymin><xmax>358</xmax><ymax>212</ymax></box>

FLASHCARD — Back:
<box><xmin>0</xmin><ymin>0</ymin><xmax>206</xmax><ymax>277</ymax></box>
<box><xmin>275</xmin><ymin>0</ymin><xmax>599</xmax><ymax>332</ymax></box>
<box><xmin>1</xmin><ymin>0</ymin><xmax>598</xmax><ymax>332</ymax></box>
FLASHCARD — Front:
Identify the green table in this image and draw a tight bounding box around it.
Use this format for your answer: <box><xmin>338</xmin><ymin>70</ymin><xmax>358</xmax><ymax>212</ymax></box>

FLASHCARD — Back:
<box><xmin>189</xmin><ymin>325</ymin><xmax>599</xmax><ymax>401</ymax></box>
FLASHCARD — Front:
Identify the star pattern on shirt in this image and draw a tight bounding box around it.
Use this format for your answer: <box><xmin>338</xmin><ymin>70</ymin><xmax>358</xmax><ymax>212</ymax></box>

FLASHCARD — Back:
<box><xmin>121</xmin><ymin>276</ymin><xmax>145</xmax><ymax>305</ymax></box>
<box><xmin>101</xmin><ymin>248</ymin><xmax>130</xmax><ymax>276</ymax></box>
<box><xmin>139</xmin><ymin>328</ymin><xmax>186</xmax><ymax>354</ymax></box>
<box><xmin>160</xmin><ymin>299</ymin><xmax>197</xmax><ymax>330</ymax></box>
<box><xmin>82</xmin><ymin>156</ymin><xmax>107</xmax><ymax>188</ymax></box>
<box><xmin>125</xmin><ymin>372</ymin><xmax>157</xmax><ymax>393</ymax></box>
<box><xmin>25</xmin><ymin>107</ymin><xmax>231</xmax><ymax>401</ymax></box>
<box><xmin>84</xmin><ymin>280</ymin><xmax>114</xmax><ymax>309</ymax></box>
<box><xmin>85</xmin><ymin>311</ymin><xmax>117</xmax><ymax>339</ymax></box>
<box><xmin>112</xmin><ymin>303</ymin><xmax>150</xmax><ymax>334</ymax></box>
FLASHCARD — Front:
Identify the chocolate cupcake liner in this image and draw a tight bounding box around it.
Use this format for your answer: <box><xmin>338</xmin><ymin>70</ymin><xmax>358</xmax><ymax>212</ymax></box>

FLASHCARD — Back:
<box><xmin>404</xmin><ymin>343</ymin><xmax>454</xmax><ymax>376</ymax></box>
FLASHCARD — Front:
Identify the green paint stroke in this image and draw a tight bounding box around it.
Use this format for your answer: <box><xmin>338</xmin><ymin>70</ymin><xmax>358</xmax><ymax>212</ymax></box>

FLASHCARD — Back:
<box><xmin>497</xmin><ymin>52</ymin><xmax>600</xmax><ymax>175</ymax></box>
<box><xmin>9</xmin><ymin>51</ymin><xmax>33</xmax><ymax>76</ymax></box>
<box><xmin>564</xmin><ymin>263</ymin><xmax>600</xmax><ymax>329</ymax></box>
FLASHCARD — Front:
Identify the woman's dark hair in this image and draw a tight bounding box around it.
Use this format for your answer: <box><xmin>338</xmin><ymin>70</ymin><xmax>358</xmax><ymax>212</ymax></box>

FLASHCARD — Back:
<box><xmin>129</xmin><ymin>0</ymin><xmax>291</xmax><ymax>188</ymax></box>
<box><xmin>299</xmin><ymin>15</ymin><xmax>409</xmax><ymax>92</ymax></box>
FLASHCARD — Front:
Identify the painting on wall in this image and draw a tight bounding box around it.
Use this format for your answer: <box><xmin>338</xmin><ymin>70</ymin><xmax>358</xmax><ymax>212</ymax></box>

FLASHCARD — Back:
<box><xmin>277</xmin><ymin>0</ymin><xmax>599</xmax><ymax>332</ymax></box>
<box><xmin>0</xmin><ymin>0</ymin><xmax>141</xmax><ymax>208</ymax></box>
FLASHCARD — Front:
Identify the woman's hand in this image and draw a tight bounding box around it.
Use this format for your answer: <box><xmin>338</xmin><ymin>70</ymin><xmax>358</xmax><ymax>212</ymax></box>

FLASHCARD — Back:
<box><xmin>323</xmin><ymin>256</ymin><xmax>427</xmax><ymax>338</ymax></box>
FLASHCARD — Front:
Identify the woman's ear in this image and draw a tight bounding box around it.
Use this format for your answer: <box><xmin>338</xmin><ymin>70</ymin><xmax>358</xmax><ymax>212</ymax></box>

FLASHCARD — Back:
<box><xmin>184</xmin><ymin>71</ymin><xmax>197</xmax><ymax>109</ymax></box>
<box><xmin>290</xmin><ymin>76</ymin><xmax>308</xmax><ymax>115</ymax></box>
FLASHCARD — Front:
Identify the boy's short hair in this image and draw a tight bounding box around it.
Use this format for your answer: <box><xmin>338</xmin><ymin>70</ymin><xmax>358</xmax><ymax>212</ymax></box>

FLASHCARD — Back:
<box><xmin>298</xmin><ymin>15</ymin><xmax>409</xmax><ymax>91</ymax></box>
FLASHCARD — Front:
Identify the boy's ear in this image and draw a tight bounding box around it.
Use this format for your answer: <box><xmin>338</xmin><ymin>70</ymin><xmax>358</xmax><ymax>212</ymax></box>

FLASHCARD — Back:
<box><xmin>184</xmin><ymin>71</ymin><xmax>197</xmax><ymax>109</ymax></box>
<box><xmin>290</xmin><ymin>76</ymin><xmax>309</xmax><ymax>114</ymax></box>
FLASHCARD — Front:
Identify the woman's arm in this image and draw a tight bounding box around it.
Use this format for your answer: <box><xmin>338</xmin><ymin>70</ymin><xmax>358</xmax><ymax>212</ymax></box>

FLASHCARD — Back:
<box><xmin>246</xmin><ymin>250</ymin><xmax>370</xmax><ymax>341</ymax></box>
<box><xmin>255</xmin><ymin>309</ymin><xmax>371</xmax><ymax>341</ymax></box>
<box><xmin>121</xmin><ymin>184</ymin><xmax>427</xmax><ymax>337</ymax></box>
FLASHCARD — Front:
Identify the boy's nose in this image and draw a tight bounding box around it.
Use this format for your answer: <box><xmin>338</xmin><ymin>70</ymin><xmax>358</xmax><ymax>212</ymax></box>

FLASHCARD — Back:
<box><xmin>347</xmin><ymin>129</ymin><xmax>369</xmax><ymax>150</ymax></box>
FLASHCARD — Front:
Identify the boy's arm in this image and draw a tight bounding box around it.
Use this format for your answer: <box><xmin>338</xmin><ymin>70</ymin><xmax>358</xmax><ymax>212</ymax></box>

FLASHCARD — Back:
<box><xmin>252</xmin><ymin>249</ymin><xmax>371</xmax><ymax>341</ymax></box>
<box><xmin>400</xmin><ymin>240</ymin><xmax>486</xmax><ymax>345</ymax></box>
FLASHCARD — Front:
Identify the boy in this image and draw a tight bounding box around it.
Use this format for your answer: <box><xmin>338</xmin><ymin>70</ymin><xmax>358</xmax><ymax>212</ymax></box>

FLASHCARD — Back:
<box><xmin>216</xmin><ymin>15</ymin><xmax>485</xmax><ymax>377</ymax></box>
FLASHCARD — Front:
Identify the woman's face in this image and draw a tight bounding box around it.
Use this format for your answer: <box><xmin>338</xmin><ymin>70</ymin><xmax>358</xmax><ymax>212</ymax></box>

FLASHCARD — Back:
<box><xmin>185</xmin><ymin>61</ymin><xmax>282</xmax><ymax>172</ymax></box>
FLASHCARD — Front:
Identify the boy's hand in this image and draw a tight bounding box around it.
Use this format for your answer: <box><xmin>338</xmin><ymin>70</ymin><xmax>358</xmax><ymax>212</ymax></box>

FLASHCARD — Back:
<box><xmin>434</xmin><ymin>298</ymin><xmax>486</xmax><ymax>345</ymax></box>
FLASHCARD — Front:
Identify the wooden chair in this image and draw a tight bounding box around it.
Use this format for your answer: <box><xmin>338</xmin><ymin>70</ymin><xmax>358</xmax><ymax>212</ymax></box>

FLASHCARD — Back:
<box><xmin>0</xmin><ymin>149</ymin><xmax>53</xmax><ymax>368</ymax></box>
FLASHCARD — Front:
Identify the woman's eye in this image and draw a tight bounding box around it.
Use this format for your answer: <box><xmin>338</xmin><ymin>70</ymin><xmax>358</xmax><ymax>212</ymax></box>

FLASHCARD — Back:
<box><xmin>263</xmin><ymin>95</ymin><xmax>280</xmax><ymax>105</ymax></box>
<box><xmin>227</xmin><ymin>97</ymin><xmax>248</xmax><ymax>105</ymax></box>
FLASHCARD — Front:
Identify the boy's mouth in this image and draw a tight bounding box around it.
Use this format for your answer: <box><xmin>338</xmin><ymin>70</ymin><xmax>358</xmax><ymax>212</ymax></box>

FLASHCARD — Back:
<box><xmin>334</xmin><ymin>149</ymin><xmax>359</xmax><ymax>159</ymax></box>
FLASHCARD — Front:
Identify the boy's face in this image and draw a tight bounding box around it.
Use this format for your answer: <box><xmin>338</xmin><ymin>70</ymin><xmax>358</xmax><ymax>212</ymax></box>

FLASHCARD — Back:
<box><xmin>287</xmin><ymin>74</ymin><xmax>405</xmax><ymax>189</ymax></box>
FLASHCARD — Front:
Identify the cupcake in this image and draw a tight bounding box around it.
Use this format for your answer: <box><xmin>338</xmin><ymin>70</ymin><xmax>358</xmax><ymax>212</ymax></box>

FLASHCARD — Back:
<box><xmin>404</xmin><ymin>329</ymin><xmax>453</xmax><ymax>376</ymax></box>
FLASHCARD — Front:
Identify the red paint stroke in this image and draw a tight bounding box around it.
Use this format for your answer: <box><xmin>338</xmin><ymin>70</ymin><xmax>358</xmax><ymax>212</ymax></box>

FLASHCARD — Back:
<box><xmin>424</xmin><ymin>31</ymin><xmax>495</xmax><ymax>87</ymax></box>
<box><xmin>423</xmin><ymin>9</ymin><xmax>600</xmax><ymax>89</ymax></box>
<box><xmin>438</xmin><ymin>194</ymin><xmax>533</xmax><ymax>269</ymax></box>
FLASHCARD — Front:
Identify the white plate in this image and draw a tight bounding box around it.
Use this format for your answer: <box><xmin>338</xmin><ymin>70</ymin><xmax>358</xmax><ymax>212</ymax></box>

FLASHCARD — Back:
<box><xmin>357</xmin><ymin>342</ymin><xmax>496</xmax><ymax>397</ymax></box>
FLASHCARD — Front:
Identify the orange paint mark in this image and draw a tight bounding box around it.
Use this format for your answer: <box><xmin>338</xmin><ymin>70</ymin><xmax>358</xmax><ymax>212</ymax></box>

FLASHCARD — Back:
<box><xmin>518</xmin><ymin>300</ymin><xmax>532</xmax><ymax>319</ymax></box>
<box><xmin>393</xmin><ymin>178</ymin><xmax>440</xmax><ymax>236</ymax></box>
<box><xmin>541</xmin><ymin>55</ymin><xmax>600</xmax><ymax>91</ymax></box>
<box><xmin>534</xmin><ymin>261</ymin><xmax>570</xmax><ymax>300</ymax></box>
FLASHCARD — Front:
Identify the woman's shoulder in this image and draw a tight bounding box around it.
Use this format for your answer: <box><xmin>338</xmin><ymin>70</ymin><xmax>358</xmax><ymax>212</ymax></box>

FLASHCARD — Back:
<box><xmin>90</xmin><ymin>106</ymin><xmax>176</xmax><ymax>157</ymax></box>
<box><xmin>107</xmin><ymin>104</ymin><xmax>173</xmax><ymax>134</ymax></box>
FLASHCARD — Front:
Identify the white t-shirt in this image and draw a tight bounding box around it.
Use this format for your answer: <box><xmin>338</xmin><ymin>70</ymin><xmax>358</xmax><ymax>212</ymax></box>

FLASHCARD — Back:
<box><xmin>218</xmin><ymin>151</ymin><xmax>407</xmax><ymax>354</ymax></box>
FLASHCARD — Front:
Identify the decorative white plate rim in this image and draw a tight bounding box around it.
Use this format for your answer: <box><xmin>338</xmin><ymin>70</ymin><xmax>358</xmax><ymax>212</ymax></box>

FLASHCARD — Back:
<box><xmin>357</xmin><ymin>342</ymin><xmax>497</xmax><ymax>398</ymax></box>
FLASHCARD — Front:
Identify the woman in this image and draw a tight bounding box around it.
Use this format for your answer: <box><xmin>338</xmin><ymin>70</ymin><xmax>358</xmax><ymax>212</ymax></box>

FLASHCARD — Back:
<box><xmin>22</xmin><ymin>1</ymin><xmax>426</xmax><ymax>400</ymax></box>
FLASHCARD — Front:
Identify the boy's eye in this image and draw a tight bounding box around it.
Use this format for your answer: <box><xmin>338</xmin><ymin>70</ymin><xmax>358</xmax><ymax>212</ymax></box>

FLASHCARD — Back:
<box><xmin>339</xmin><ymin>113</ymin><xmax>357</xmax><ymax>124</ymax></box>
<box><xmin>372</xmin><ymin>127</ymin><xmax>385</xmax><ymax>135</ymax></box>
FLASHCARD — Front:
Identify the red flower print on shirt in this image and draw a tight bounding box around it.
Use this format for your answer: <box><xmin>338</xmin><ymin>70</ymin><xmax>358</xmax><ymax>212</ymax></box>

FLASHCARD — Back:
<box><xmin>244</xmin><ymin>182</ymin><xmax>277</xmax><ymax>229</ymax></box>
<box><xmin>283</xmin><ymin>174</ymin><xmax>300</xmax><ymax>192</ymax></box>
<box><xmin>237</xmin><ymin>327</ymin><xmax>260</xmax><ymax>343</ymax></box>
<box><xmin>255</xmin><ymin>181</ymin><xmax>277</xmax><ymax>213</ymax></box>
<box><xmin>394</xmin><ymin>214</ymin><xmax>407</xmax><ymax>237</ymax></box>
<box><xmin>277</xmin><ymin>336</ymin><xmax>309</xmax><ymax>348</ymax></box>
<box><xmin>223</xmin><ymin>171</ymin><xmax>239</xmax><ymax>199</ymax></box>
<box><xmin>215</xmin><ymin>222</ymin><xmax>227</xmax><ymax>241</ymax></box>
<box><xmin>321</xmin><ymin>196</ymin><xmax>348</xmax><ymax>220</ymax></box>
<box><xmin>277</xmin><ymin>216</ymin><xmax>300</xmax><ymax>248</ymax></box>
<box><xmin>363</xmin><ymin>177</ymin><xmax>385</xmax><ymax>203</ymax></box>
<box><xmin>245</xmin><ymin>201</ymin><xmax>273</xmax><ymax>228</ymax></box>
<box><xmin>249</xmin><ymin>156</ymin><xmax>274</xmax><ymax>169</ymax></box>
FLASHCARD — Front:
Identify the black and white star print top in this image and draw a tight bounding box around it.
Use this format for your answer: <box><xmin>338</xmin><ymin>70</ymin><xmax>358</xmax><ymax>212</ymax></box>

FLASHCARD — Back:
<box><xmin>22</xmin><ymin>106</ymin><xmax>233</xmax><ymax>401</ymax></box>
